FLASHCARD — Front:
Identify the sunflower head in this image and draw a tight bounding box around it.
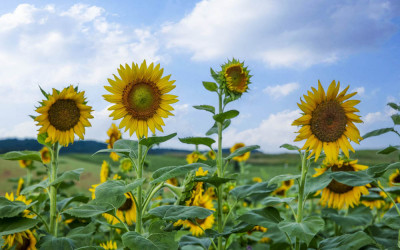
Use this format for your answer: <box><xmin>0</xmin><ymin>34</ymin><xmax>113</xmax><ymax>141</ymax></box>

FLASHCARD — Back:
<box><xmin>313</xmin><ymin>158</ymin><xmax>369</xmax><ymax>209</ymax></box>
<box><xmin>208</xmin><ymin>150</ymin><xmax>216</xmax><ymax>160</ymax></box>
<box><xmin>230</xmin><ymin>143</ymin><xmax>250</xmax><ymax>162</ymax></box>
<box><xmin>282</xmin><ymin>179</ymin><xmax>294</xmax><ymax>189</ymax></box>
<box><xmin>104</xmin><ymin>60</ymin><xmax>178</xmax><ymax>139</ymax></box>
<box><xmin>221</xmin><ymin>58</ymin><xmax>251</xmax><ymax>97</ymax></box>
<box><xmin>252</xmin><ymin>177</ymin><xmax>262</xmax><ymax>183</ymax></box>
<box><xmin>119</xmin><ymin>158</ymin><xmax>133</xmax><ymax>172</ymax></box>
<box><xmin>166</xmin><ymin>177</ymin><xmax>179</xmax><ymax>186</ymax></box>
<box><xmin>19</xmin><ymin>159</ymin><xmax>33</xmax><ymax>169</ymax></box>
<box><xmin>186</xmin><ymin>152</ymin><xmax>207</xmax><ymax>164</ymax></box>
<box><xmin>292</xmin><ymin>80</ymin><xmax>363</xmax><ymax>162</ymax></box>
<box><xmin>389</xmin><ymin>169</ymin><xmax>400</xmax><ymax>187</ymax></box>
<box><xmin>39</xmin><ymin>147</ymin><xmax>51</xmax><ymax>164</ymax></box>
<box><xmin>35</xmin><ymin>86</ymin><xmax>93</xmax><ymax>147</ymax></box>
<box><xmin>106</xmin><ymin>123</ymin><xmax>122</xmax><ymax>161</ymax></box>
<box><xmin>2</xmin><ymin>230</ymin><xmax>37</xmax><ymax>250</ymax></box>
<box><xmin>100</xmin><ymin>160</ymin><xmax>109</xmax><ymax>183</ymax></box>
<box><xmin>100</xmin><ymin>240</ymin><xmax>117</xmax><ymax>250</ymax></box>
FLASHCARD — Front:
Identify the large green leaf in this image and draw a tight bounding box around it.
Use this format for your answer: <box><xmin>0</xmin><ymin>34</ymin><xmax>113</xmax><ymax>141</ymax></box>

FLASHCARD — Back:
<box><xmin>39</xmin><ymin>235</ymin><xmax>76</xmax><ymax>250</ymax></box>
<box><xmin>194</xmin><ymin>175</ymin><xmax>235</xmax><ymax>187</ymax></box>
<box><xmin>377</xmin><ymin>145</ymin><xmax>399</xmax><ymax>155</ymax></box>
<box><xmin>202</xmin><ymin>81</ymin><xmax>218</xmax><ymax>92</ymax></box>
<box><xmin>206</xmin><ymin>120</ymin><xmax>231</xmax><ymax>136</ymax></box>
<box><xmin>278</xmin><ymin>216</ymin><xmax>324</xmax><ymax>245</ymax></box>
<box><xmin>366</xmin><ymin>225</ymin><xmax>398</xmax><ymax>249</ymax></box>
<box><xmin>178</xmin><ymin>137</ymin><xmax>215</xmax><ymax>148</ymax></box>
<box><xmin>0</xmin><ymin>198</ymin><xmax>30</xmax><ymax>219</ymax></box>
<box><xmin>213</xmin><ymin>110</ymin><xmax>239</xmax><ymax>123</ymax></box>
<box><xmin>151</xmin><ymin>163</ymin><xmax>210</xmax><ymax>185</ymax></box>
<box><xmin>326</xmin><ymin>206</ymin><xmax>372</xmax><ymax>227</ymax></box>
<box><xmin>125</xmin><ymin>178</ymin><xmax>146</xmax><ymax>193</ymax></box>
<box><xmin>122</xmin><ymin>231</ymin><xmax>178</xmax><ymax>250</ymax></box>
<box><xmin>268</xmin><ymin>174</ymin><xmax>301</xmax><ymax>186</ymax></box>
<box><xmin>0</xmin><ymin>217</ymin><xmax>39</xmax><ymax>236</ymax></box>
<box><xmin>95</xmin><ymin>180</ymin><xmax>126</xmax><ymax>208</ymax></box>
<box><xmin>148</xmin><ymin>205</ymin><xmax>214</xmax><ymax>222</ymax></box>
<box><xmin>362</xmin><ymin>127</ymin><xmax>394</xmax><ymax>139</ymax></box>
<box><xmin>391</xmin><ymin>114</ymin><xmax>400</xmax><ymax>125</ymax></box>
<box><xmin>280</xmin><ymin>144</ymin><xmax>300</xmax><ymax>151</ymax></box>
<box><xmin>367</xmin><ymin>162</ymin><xmax>400</xmax><ymax>178</ymax></box>
<box><xmin>261</xmin><ymin>197</ymin><xmax>295</xmax><ymax>206</ymax></box>
<box><xmin>63</xmin><ymin>201</ymin><xmax>114</xmax><ymax>218</ymax></box>
<box><xmin>382</xmin><ymin>204</ymin><xmax>400</xmax><ymax>229</ymax></box>
<box><xmin>147</xmin><ymin>232</ymin><xmax>178</xmax><ymax>250</ymax></box>
<box><xmin>230</xmin><ymin>181</ymin><xmax>276</xmax><ymax>200</ymax></box>
<box><xmin>57</xmin><ymin>196</ymin><xmax>89</xmax><ymax>212</ymax></box>
<box><xmin>0</xmin><ymin>151</ymin><xmax>42</xmax><ymax>162</ymax></box>
<box><xmin>319</xmin><ymin>231</ymin><xmax>376</xmax><ymax>250</ymax></box>
<box><xmin>20</xmin><ymin>179</ymin><xmax>49</xmax><ymax>195</ymax></box>
<box><xmin>50</xmin><ymin>168</ymin><xmax>84</xmax><ymax>186</ymax></box>
<box><xmin>237</xmin><ymin>207</ymin><xmax>282</xmax><ymax>228</ymax></box>
<box><xmin>330</xmin><ymin>171</ymin><xmax>373</xmax><ymax>186</ymax></box>
<box><xmin>179</xmin><ymin>236</ymin><xmax>211</xmax><ymax>250</ymax></box>
<box><xmin>140</xmin><ymin>133</ymin><xmax>177</xmax><ymax>148</ymax></box>
<box><xmin>193</xmin><ymin>105</ymin><xmax>215</xmax><ymax>114</ymax></box>
<box><xmin>225</xmin><ymin>145</ymin><xmax>259</xmax><ymax>161</ymax></box>
<box><xmin>305</xmin><ymin>172</ymin><xmax>333</xmax><ymax>195</ymax></box>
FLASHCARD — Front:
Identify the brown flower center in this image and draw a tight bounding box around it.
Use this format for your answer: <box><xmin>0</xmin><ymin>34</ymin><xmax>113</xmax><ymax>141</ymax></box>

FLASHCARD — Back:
<box><xmin>122</xmin><ymin>81</ymin><xmax>161</xmax><ymax>120</ymax></box>
<box><xmin>327</xmin><ymin>164</ymin><xmax>354</xmax><ymax>194</ymax></box>
<box><xmin>284</xmin><ymin>180</ymin><xmax>292</xmax><ymax>186</ymax></box>
<box><xmin>48</xmin><ymin>99</ymin><xmax>80</xmax><ymax>131</ymax></box>
<box><xmin>195</xmin><ymin>218</ymin><xmax>206</xmax><ymax>225</ymax></box>
<box><xmin>226</xmin><ymin>65</ymin><xmax>247</xmax><ymax>92</ymax></box>
<box><xmin>393</xmin><ymin>174</ymin><xmax>400</xmax><ymax>183</ymax></box>
<box><xmin>310</xmin><ymin>100</ymin><xmax>347</xmax><ymax>142</ymax></box>
<box><xmin>276</xmin><ymin>189</ymin><xmax>286</xmax><ymax>196</ymax></box>
<box><xmin>118</xmin><ymin>198</ymin><xmax>133</xmax><ymax>211</ymax></box>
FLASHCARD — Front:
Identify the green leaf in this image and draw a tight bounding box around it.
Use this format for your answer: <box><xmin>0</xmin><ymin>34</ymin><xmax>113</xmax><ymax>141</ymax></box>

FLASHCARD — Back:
<box><xmin>0</xmin><ymin>217</ymin><xmax>39</xmax><ymax>236</ymax></box>
<box><xmin>63</xmin><ymin>201</ymin><xmax>114</xmax><ymax>218</ymax></box>
<box><xmin>93</xmin><ymin>139</ymin><xmax>138</xmax><ymax>158</ymax></box>
<box><xmin>50</xmin><ymin>168</ymin><xmax>84</xmax><ymax>186</ymax></box>
<box><xmin>367</xmin><ymin>225</ymin><xmax>398</xmax><ymax>249</ymax></box>
<box><xmin>21</xmin><ymin>179</ymin><xmax>49</xmax><ymax>195</ymax></box>
<box><xmin>151</xmin><ymin>163</ymin><xmax>210</xmax><ymax>185</ymax></box>
<box><xmin>140</xmin><ymin>133</ymin><xmax>177</xmax><ymax>148</ymax></box>
<box><xmin>0</xmin><ymin>198</ymin><xmax>30</xmax><ymax>219</ymax></box>
<box><xmin>330</xmin><ymin>170</ymin><xmax>373</xmax><ymax>186</ymax></box>
<box><xmin>39</xmin><ymin>235</ymin><xmax>76</xmax><ymax>250</ymax></box>
<box><xmin>319</xmin><ymin>231</ymin><xmax>376</xmax><ymax>250</ymax></box>
<box><xmin>237</xmin><ymin>207</ymin><xmax>282</xmax><ymax>228</ymax></box>
<box><xmin>210</xmin><ymin>67</ymin><xmax>219</xmax><ymax>82</ymax></box>
<box><xmin>388</xmin><ymin>102</ymin><xmax>400</xmax><ymax>111</ymax></box>
<box><xmin>179</xmin><ymin>236</ymin><xmax>211</xmax><ymax>250</ymax></box>
<box><xmin>95</xmin><ymin>180</ymin><xmax>126</xmax><ymax>208</ymax></box>
<box><xmin>193</xmin><ymin>105</ymin><xmax>215</xmax><ymax>114</ymax></box>
<box><xmin>148</xmin><ymin>205</ymin><xmax>214</xmax><ymax>222</ymax></box>
<box><xmin>37</xmin><ymin>133</ymin><xmax>52</xmax><ymax>147</ymax></box>
<box><xmin>57</xmin><ymin>196</ymin><xmax>89</xmax><ymax>212</ymax></box>
<box><xmin>280</xmin><ymin>144</ymin><xmax>300</xmax><ymax>151</ymax></box>
<box><xmin>261</xmin><ymin>197</ymin><xmax>295</xmax><ymax>206</ymax></box>
<box><xmin>225</xmin><ymin>145</ymin><xmax>259</xmax><ymax>161</ymax></box>
<box><xmin>202</xmin><ymin>81</ymin><xmax>218</xmax><ymax>92</ymax></box>
<box><xmin>377</xmin><ymin>145</ymin><xmax>399</xmax><ymax>154</ymax></box>
<box><xmin>213</xmin><ymin>110</ymin><xmax>239</xmax><ymax>123</ymax></box>
<box><xmin>268</xmin><ymin>174</ymin><xmax>301</xmax><ymax>186</ymax></box>
<box><xmin>178</xmin><ymin>137</ymin><xmax>215</xmax><ymax>148</ymax></box>
<box><xmin>206</xmin><ymin>120</ymin><xmax>231</xmax><ymax>136</ymax></box>
<box><xmin>391</xmin><ymin>114</ymin><xmax>400</xmax><ymax>125</ymax></box>
<box><xmin>122</xmin><ymin>232</ymin><xmax>157</xmax><ymax>249</ymax></box>
<box><xmin>147</xmin><ymin>232</ymin><xmax>178</xmax><ymax>250</ymax></box>
<box><xmin>326</xmin><ymin>206</ymin><xmax>372</xmax><ymax>227</ymax></box>
<box><xmin>0</xmin><ymin>150</ymin><xmax>42</xmax><ymax>162</ymax></box>
<box><xmin>382</xmin><ymin>204</ymin><xmax>400</xmax><ymax>229</ymax></box>
<box><xmin>125</xmin><ymin>178</ymin><xmax>146</xmax><ymax>193</ymax></box>
<box><xmin>367</xmin><ymin>162</ymin><xmax>400</xmax><ymax>178</ymax></box>
<box><xmin>362</xmin><ymin>127</ymin><xmax>394</xmax><ymax>139</ymax></box>
<box><xmin>278</xmin><ymin>216</ymin><xmax>324</xmax><ymax>245</ymax></box>
<box><xmin>194</xmin><ymin>176</ymin><xmax>235</xmax><ymax>187</ymax></box>
<box><xmin>230</xmin><ymin>181</ymin><xmax>276</xmax><ymax>200</ymax></box>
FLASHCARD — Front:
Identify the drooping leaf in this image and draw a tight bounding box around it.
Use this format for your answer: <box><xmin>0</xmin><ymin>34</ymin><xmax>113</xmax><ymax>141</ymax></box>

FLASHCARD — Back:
<box><xmin>0</xmin><ymin>151</ymin><xmax>42</xmax><ymax>162</ymax></box>
<box><xmin>147</xmin><ymin>232</ymin><xmax>178</xmax><ymax>250</ymax></box>
<box><xmin>268</xmin><ymin>174</ymin><xmax>301</xmax><ymax>186</ymax></box>
<box><xmin>366</xmin><ymin>225</ymin><xmax>398</xmax><ymax>249</ymax></box>
<box><xmin>21</xmin><ymin>179</ymin><xmax>49</xmax><ymax>195</ymax></box>
<box><xmin>178</xmin><ymin>137</ymin><xmax>215</xmax><ymax>148</ymax></box>
<box><xmin>206</xmin><ymin>120</ymin><xmax>231</xmax><ymax>136</ymax></box>
<box><xmin>125</xmin><ymin>178</ymin><xmax>146</xmax><ymax>193</ymax></box>
<box><xmin>362</xmin><ymin>127</ymin><xmax>394</xmax><ymax>139</ymax></box>
<box><xmin>95</xmin><ymin>180</ymin><xmax>126</xmax><ymax>208</ymax></box>
<box><xmin>39</xmin><ymin>235</ymin><xmax>76</xmax><ymax>250</ymax></box>
<box><xmin>280</xmin><ymin>144</ymin><xmax>300</xmax><ymax>151</ymax></box>
<box><xmin>278</xmin><ymin>216</ymin><xmax>324</xmax><ymax>245</ymax></box>
<box><xmin>193</xmin><ymin>105</ymin><xmax>215</xmax><ymax>114</ymax></box>
<box><xmin>330</xmin><ymin>170</ymin><xmax>373</xmax><ymax>186</ymax></box>
<box><xmin>148</xmin><ymin>205</ymin><xmax>214</xmax><ymax>222</ymax></box>
<box><xmin>0</xmin><ymin>198</ymin><xmax>30</xmax><ymax>219</ymax></box>
<box><xmin>377</xmin><ymin>146</ymin><xmax>399</xmax><ymax>155</ymax></box>
<box><xmin>62</xmin><ymin>201</ymin><xmax>114</xmax><ymax>218</ymax></box>
<box><xmin>194</xmin><ymin>176</ymin><xmax>235</xmax><ymax>187</ymax></box>
<box><xmin>0</xmin><ymin>217</ymin><xmax>39</xmax><ymax>236</ymax></box>
<box><xmin>237</xmin><ymin>207</ymin><xmax>282</xmax><ymax>228</ymax></box>
<box><xmin>261</xmin><ymin>197</ymin><xmax>295</xmax><ymax>206</ymax></box>
<box><xmin>151</xmin><ymin>163</ymin><xmax>210</xmax><ymax>185</ymax></box>
<box><xmin>179</xmin><ymin>235</ymin><xmax>211</xmax><ymax>250</ymax></box>
<box><xmin>326</xmin><ymin>206</ymin><xmax>372</xmax><ymax>227</ymax></box>
<box><xmin>50</xmin><ymin>168</ymin><xmax>84</xmax><ymax>186</ymax></box>
<box><xmin>318</xmin><ymin>231</ymin><xmax>376</xmax><ymax>250</ymax></box>
<box><xmin>202</xmin><ymin>81</ymin><xmax>218</xmax><ymax>92</ymax></box>
<box><xmin>122</xmin><ymin>232</ymin><xmax>157</xmax><ymax>249</ymax></box>
<box><xmin>140</xmin><ymin>133</ymin><xmax>177</xmax><ymax>148</ymax></box>
<box><xmin>57</xmin><ymin>196</ymin><xmax>89</xmax><ymax>213</ymax></box>
<box><xmin>225</xmin><ymin>145</ymin><xmax>259</xmax><ymax>161</ymax></box>
<box><xmin>230</xmin><ymin>181</ymin><xmax>276</xmax><ymax>200</ymax></box>
<box><xmin>213</xmin><ymin>110</ymin><xmax>239</xmax><ymax>123</ymax></box>
<box><xmin>382</xmin><ymin>204</ymin><xmax>400</xmax><ymax>229</ymax></box>
<box><xmin>367</xmin><ymin>162</ymin><xmax>400</xmax><ymax>178</ymax></box>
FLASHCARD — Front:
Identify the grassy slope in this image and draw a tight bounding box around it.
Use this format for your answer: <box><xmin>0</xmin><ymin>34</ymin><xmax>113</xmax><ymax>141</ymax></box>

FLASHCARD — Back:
<box><xmin>0</xmin><ymin>150</ymin><xmax>398</xmax><ymax>195</ymax></box>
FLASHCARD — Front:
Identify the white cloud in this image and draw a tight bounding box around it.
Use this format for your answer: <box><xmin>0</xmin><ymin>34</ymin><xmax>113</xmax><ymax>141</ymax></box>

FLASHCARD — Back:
<box><xmin>0</xmin><ymin>120</ymin><xmax>37</xmax><ymax>139</ymax></box>
<box><xmin>352</xmin><ymin>87</ymin><xmax>365</xmax><ymax>96</ymax></box>
<box><xmin>263</xmin><ymin>82</ymin><xmax>299</xmax><ymax>99</ymax></box>
<box><xmin>363</xmin><ymin>112</ymin><xmax>384</xmax><ymax>124</ymax></box>
<box><xmin>223</xmin><ymin>110</ymin><xmax>301</xmax><ymax>153</ymax></box>
<box><xmin>162</xmin><ymin>0</ymin><xmax>399</xmax><ymax>67</ymax></box>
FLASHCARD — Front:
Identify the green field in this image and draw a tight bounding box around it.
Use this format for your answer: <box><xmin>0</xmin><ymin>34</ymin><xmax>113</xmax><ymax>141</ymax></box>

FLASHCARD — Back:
<box><xmin>0</xmin><ymin>150</ymin><xmax>398</xmax><ymax>196</ymax></box>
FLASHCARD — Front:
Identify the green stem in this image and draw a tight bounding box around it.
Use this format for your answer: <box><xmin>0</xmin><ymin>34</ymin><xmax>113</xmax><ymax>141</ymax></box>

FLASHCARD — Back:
<box><xmin>49</xmin><ymin>143</ymin><xmax>59</xmax><ymax>236</ymax></box>
<box><xmin>114</xmin><ymin>210</ymin><xmax>130</xmax><ymax>232</ymax></box>
<box><xmin>295</xmin><ymin>151</ymin><xmax>308</xmax><ymax>250</ymax></box>
<box><xmin>136</xmin><ymin>143</ymin><xmax>143</xmax><ymax>234</ymax></box>
<box><xmin>222</xmin><ymin>200</ymin><xmax>237</xmax><ymax>229</ymax></box>
<box><xmin>216</xmin><ymin>90</ymin><xmax>224</xmax><ymax>250</ymax></box>
<box><xmin>26</xmin><ymin>168</ymin><xmax>32</xmax><ymax>187</ymax></box>
<box><xmin>30</xmin><ymin>209</ymin><xmax>50</xmax><ymax>232</ymax></box>
<box><xmin>142</xmin><ymin>182</ymin><xmax>164</xmax><ymax>215</ymax></box>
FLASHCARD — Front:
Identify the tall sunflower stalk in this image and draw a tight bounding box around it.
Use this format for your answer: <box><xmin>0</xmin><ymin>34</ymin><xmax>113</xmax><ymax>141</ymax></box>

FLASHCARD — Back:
<box><xmin>34</xmin><ymin>86</ymin><xmax>93</xmax><ymax>236</ymax></box>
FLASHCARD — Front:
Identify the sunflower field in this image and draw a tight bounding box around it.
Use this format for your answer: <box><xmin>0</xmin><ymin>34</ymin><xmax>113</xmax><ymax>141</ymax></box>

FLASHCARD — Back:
<box><xmin>1</xmin><ymin>59</ymin><xmax>400</xmax><ymax>250</ymax></box>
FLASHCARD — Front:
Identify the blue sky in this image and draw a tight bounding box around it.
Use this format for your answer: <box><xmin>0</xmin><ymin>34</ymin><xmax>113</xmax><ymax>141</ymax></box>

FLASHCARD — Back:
<box><xmin>0</xmin><ymin>0</ymin><xmax>399</xmax><ymax>152</ymax></box>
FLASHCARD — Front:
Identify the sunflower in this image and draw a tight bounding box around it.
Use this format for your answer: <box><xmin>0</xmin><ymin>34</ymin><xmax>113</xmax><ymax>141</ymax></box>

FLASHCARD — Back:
<box><xmin>35</xmin><ymin>86</ymin><xmax>93</xmax><ymax>146</ymax></box>
<box><xmin>230</xmin><ymin>143</ymin><xmax>250</xmax><ymax>162</ymax></box>
<box><xmin>361</xmin><ymin>181</ymin><xmax>387</xmax><ymax>210</ymax></box>
<box><xmin>292</xmin><ymin>80</ymin><xmax>362</xmax><ymax>162</ymax></box>
<box><xmin>208</xmin><ymin>150</ymin><xmax>216</xmax><ymax>160</ymax></box>
<box><xmin>39</xmin><ymin>147</ymin><xmax>51</xmax><ymax>164</ymax></box>
<box><xmin>119</xmin><ymin>158</ymin><xmax>133</xmax><ymax>172</ymax></box>
<box><xmin>5</xmin><ymin>192</ymin><xmax>34</xmax><ymax>218</ymax></box>
<box><xmin>186</xmin><ymin>152</ymin><xmax>207</xmax><ymax>164</ymax></box>
<box><xmin>252</xmin><ymin>177</ymin><xmax>262</xmax><ymax>183</ymax></box>
<box><xmin>100</xmin><ymin>160</ymin><xmax>109</xmax><ymax>183</ymax></box>
<box><xmin>106</xmin><ymin>123</ymin><xmax>122</xmax><ymax>161</ymax></box>
<box><xmin>103</xmin><ymin>192</ymin><xmax>137</xmax><ymax>226</ymax></box>
<box><xmin>282</xmin><ymin>179</ymin><xmax>294</xmax><ymax>189</ymax></box>
<box><xmin>16</xmin><ymin>177</ymin><xmax>24</xmax><ymax>196</ymax></box>
<box><xmin>221</xmin><ymin>58</ymin><xmax>251</xmax><ymax>95</ymax></box>
<box><xmin>103</xmin><ymin>60</ymin><xmax>178</xmax><ymax>139</ymax></box>
<box><xmin>272</xmin><ymin>186</ymin><xmax>288</xmax><ymax>197</ymax></box>
<box><xmin>166</xmin><ymin>177</ymin><xmax>178</xmax><ymax>186</ymax></box>
<box><xmin>19</xmin><ymin>160</ymin><xmax>33</xmax><ymax>169</ymax></box>
<box><xmin>389</xmin><ymin>170</ymin><xmax>400</xmax><ymax>186</ymax></box>
<box><xmin>205</xmin><ymin>187</ymin><xmax>217</xmax><ymax>200</ymax></box>
<box><xmin>100</xmin><ymin>240</ymin><xmax>117</xmax><ymax>250</ymax></box>
<box><xmin>313</xmin><ymin>158</ymin><xmax>369</xmax><ymax>209</ymax></box>
<box><xmin>89</xmin><ymin>184</ymin><xmax>99</xmax><ymax>200</ymax></box>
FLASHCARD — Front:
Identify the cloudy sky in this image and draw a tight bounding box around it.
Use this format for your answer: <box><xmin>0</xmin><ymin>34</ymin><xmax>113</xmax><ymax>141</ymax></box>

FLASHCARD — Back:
<box><xmin>0</xmin><ymin>0</ymin><xmax>399</xmax><ymax>153</ymax></box>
